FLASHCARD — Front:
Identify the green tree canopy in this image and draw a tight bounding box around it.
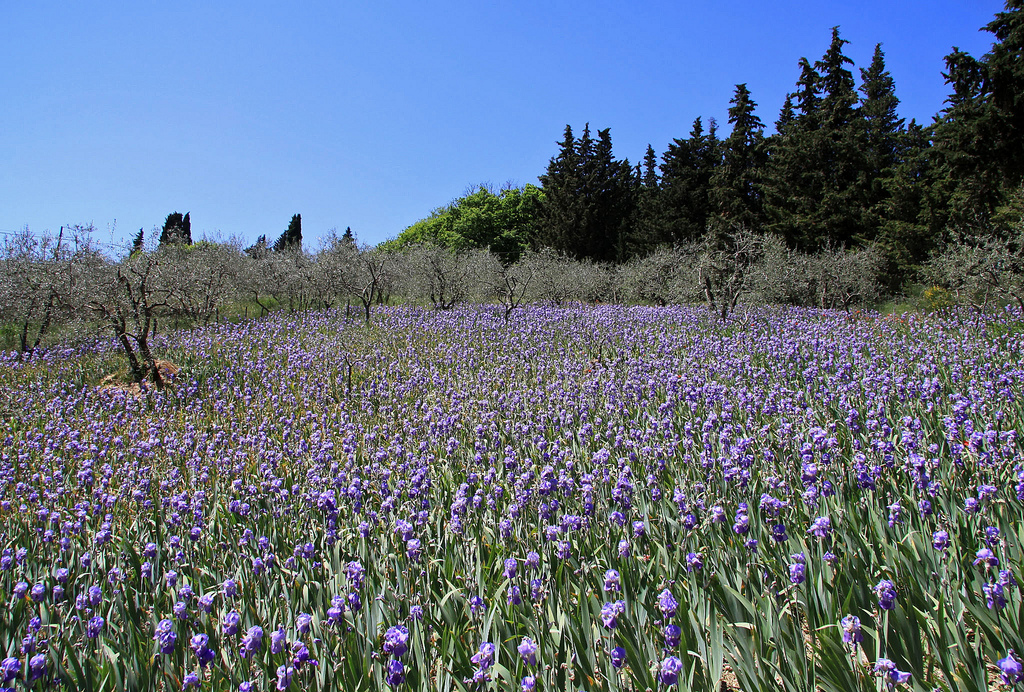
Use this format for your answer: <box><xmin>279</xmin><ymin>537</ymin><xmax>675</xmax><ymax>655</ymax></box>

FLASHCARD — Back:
<box><xmin>390</xmin><ymin>184</ymin><xmax>544</xmax><ymax>262</ymax></box>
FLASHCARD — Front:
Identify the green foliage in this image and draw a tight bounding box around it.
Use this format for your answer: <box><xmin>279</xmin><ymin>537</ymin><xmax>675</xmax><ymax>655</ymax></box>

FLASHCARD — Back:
<box><xmin>390</xmin><ymin>184</ymin><xmax>544</xmax><ymax>262</ymax></box>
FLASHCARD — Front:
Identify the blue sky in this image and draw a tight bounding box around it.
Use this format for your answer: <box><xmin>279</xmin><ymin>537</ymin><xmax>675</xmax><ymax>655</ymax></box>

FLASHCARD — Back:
<box><xmin>1</xmin><ymin>1</ymin><xmax>1007</xmax><ymax>250</ymax></box>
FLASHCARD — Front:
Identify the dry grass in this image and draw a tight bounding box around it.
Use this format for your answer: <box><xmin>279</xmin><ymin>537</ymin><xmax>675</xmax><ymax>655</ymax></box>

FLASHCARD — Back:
<box><xmin>98</xmin><ymin>359</ymin><xmax>179</xmax><ymax>397</ymax></box>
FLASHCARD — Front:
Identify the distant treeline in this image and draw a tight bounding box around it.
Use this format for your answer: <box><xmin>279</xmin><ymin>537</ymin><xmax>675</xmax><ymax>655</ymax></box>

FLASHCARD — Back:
<box><xmin>4</xmin><ymin>4</ymin><xmax>1024</xmax><ymax>382</ymax></box>
<box><xmin>392</xmin><ymin>4</ymin><xmax>1024</xmax><ymax>291</ymax></box>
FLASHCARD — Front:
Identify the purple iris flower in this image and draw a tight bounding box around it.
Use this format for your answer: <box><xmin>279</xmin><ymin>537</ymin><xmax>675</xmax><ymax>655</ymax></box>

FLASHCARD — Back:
<box><xmin>86</xmin><ymin>616</ymin><xmax>104</xmax><ymax>639</ymax></box>
<box><xmin>385</xmin><ymin>659</ymin><xmax>404</xmax><ymax>687</ymax></box>
<box><xmin>0</xmin><ymin>656</ymin><xmax>19</xmax><ymax>684</ymax></box>
<box><xmin>277</xmin><ymin>664</ymin><xmax>296</xmax><ymax>690</ymax></box>
<box><xmin>604</xmin><ymin>569</ymin><xmax>621</xmax><ymax>592</ymax></box>
<box><xmin>998</xmin><ymin>650</ymin><xmax>1023</xmax><ymax>686</ymax></box>
<box><xmin>518</xmin><ymin>637</ymin><xmax>538</xmax><ymax>666</ymax></box>
<box><xmin>600</xmin><ymin>600</ymin><xmax>626</xmax><ymax>629</ymax></box>
<box><xmin>471</xmin><ymin>642</ymin><xmax>496</xmax><ymax>671</ymax></box>
<box><xmin>838</xmin><ymin>616</ymin><xmax>861</xmax><ymax>649</ymax></box>
<box><xmin>223</xmin><ymin>611</ymin><xmax>241</xmax><ymax>636</ymax></box>
<box><xmin>874</xmin><ymin>658</ymin><xmax>911</xmax><ymax>686</ymax></box>
<box><xmin>240</xmin><ymin>626</ymin><xmax>264</xmax><ymax>658</ymax></box>
<box><xmin>383</xmin><ymin>625</ymin><xmax>410</xmax><ymax>658</ymax></box>
<box><xmin>660</xmin><ymin>655</ymin><xmax>682</xmax><ymax>685</ymax></box>
<box><xmin>657</xmin><ymin>589</ymin><xmax>678</xmax><ymax>618</ymax></box>
<box><xmin>875</xmin><ymin>580</ymin><xmax>897</xmax><ymax>611</ymax></box>
<box><xmin>664</xmin><ymin>624</ymin><xmax>681</xmax><ymax>648</ymax></box>
<box><xmin>191</xmin><ymin>633</ymin><xmax>216</xmax><ymax>667</ymax></box>
<box><xmin>154</xmin><ymin>619</ymin><xmax>177</xmax><ymax>654</ymax></box>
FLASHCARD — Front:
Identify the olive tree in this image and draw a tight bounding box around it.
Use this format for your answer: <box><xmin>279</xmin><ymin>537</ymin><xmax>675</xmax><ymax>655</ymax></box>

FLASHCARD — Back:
<box><xmin>400</xmin><ymin>243</ymin><xmax>490</xmax><ymax>309</ymax></box>
<box><xmin>926</xmin><ymin>229</ymin><xmax>1024</xmax><ymax>310</ymax></box>
<box><xmin>752</xmin><ymin>236</ymin><xmax>885</xmax><ymax>310</ymax></box>
<box><xmin>695</xmin><ymin>227</ymin><xmax>764</xmax><ymax>320</ymax></box>
<box><xmin>85</xmin><ymin>250</ymin><xmax>176</xmax><ymax>386</ymax></box>
<box><xmin>520</xmin><ymin>248</ymin><xmax>577</xmax><ymax>305</ymax></box>
<box><xmin>808</xmin><ymin>244</ymin><xmax>884</xmax><ymax>310</ymax></box>
<box><xmin>617</xmin><ymin>245</ymin><xmax>700</xmax><ymax>306</ymax></box>
<box><xmin>318</xmin><ymin>234</ymin><xmax>392</xmax><ymax>321</ymax></box>
<box><xmin>476</xmin><ymin>250</ymin><xmax>537</xmax><ymax>321</ymax></box>
<box><xmin>159</xmin><ymin>239</ymin><xmax>248</xmax><ymax>323</ymax></box>
<box><xmin>0</xmin><ymin>224</ymin><xmax>98</xmax><ymax>355</ymax></box>
<box><xmin>241</xmin><ymin>246</ymin><xmax>319</xmax><ymax>315</ymax></box>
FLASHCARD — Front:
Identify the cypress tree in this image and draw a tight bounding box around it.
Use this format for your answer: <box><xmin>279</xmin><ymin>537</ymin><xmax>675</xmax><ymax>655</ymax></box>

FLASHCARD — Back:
<box><xmin>983</xmin><ymin>0</ymin><xmax>1024</xmax><ymax>187</ymax></box>
<box><xmin>181</xmin><ymin>212</ymin><xmax>192</xmax><ymax>245</ymax></box>
<box><xmin>159</xmin><ymin>211</ymin><xmax>192</xmax><ymax>245</ymax></box>
<box><xmin>793</xmin><ymin>58</ymin><xmax>822</xmax><ymax>122</ymax></box>
<box><xmin>641</xmin><ymin>144</ymin><xmax>659</xmax><ymax>189</ymax></box>
<box><xmin>815</xmin><ymin>27</ymin><xmax>867</xmax><ymax>248</ymax></box>
<box><xmin>274</xmin><ymin>214</ymin><xmax>302</xmax><ymax>252</ymax></box>
<box><xmin>538</xmin><ymin>125</ymin><xmax>583</xmax><ymax>254</ymax></box>
<box><xmin>930</xmin><ymin>1</ymin><xmax>1024</xmax><ymax>235</ymax></box>
<box><xmin>539</xmin><ymin>124</ymin><xmax>635</xmax><ymax>261</ymax></box>
<box><xmin>590</xmin><ymin>127</ymin><xmax>635</xmax><ymax>262</ymax></box>
<box><xmin>859</xmin><ymin>44</ymin><xmax>904</xmax><ymax>176</ymax></box>
<box><xmin>658</xmin><ymin>117</ymin><xmax>721</xmax><ymax>244</ymax></box>
<box><xmin>246</xmin><ymin>234</ymin><xmax>269</xmax><ymax>258</ymax></box>
<box><xmin>629</xmin><ymin>144</ymin><xmax>663</xmax><ymax>257</ymax></box>
<box><xmin>763</xmin><ymin>28</ymin><xmax>867</xmax><ymax>250</ymax></box>
<box><xmin>818</xmin><ymin>28</ymin><xmax>858</xmax><ymax>130</ymax></box>
<box><xmin>762</xmin><ymin>59</ymin><xmax>822</xmax><ymax>249</ymax></box>
<box><xmin>131</xmin><ymin>228</ymin><xmax>145</xmax><ymax>254</ymax></box>
<box><xmin>858</xmin><ymin>44</ymin><xmax>906</xmax><ymax>246</ymax></box>
<box><xmin>877</xmin><ymin>121</ymin><xmax>933</xmax><ymax>289</ymax></box>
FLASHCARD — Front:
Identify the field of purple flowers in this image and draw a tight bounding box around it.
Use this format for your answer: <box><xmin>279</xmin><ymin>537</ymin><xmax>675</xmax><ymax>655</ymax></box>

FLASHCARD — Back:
<box><xmin>1</xmin><ymin>304</ymin><xmax>1023</xmax><ymax>691</ymax></box>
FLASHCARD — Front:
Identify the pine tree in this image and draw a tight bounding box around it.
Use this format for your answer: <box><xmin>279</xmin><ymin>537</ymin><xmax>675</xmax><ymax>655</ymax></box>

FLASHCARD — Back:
<box><xmin>342</xmin><ymin>226</ymin><xmax>355</xmax><ymax>243</ymax></box>
<box><xmin>274</xmin><ymin>214</ymin><xmax>302</xmax><ymax>253</ymax></box>
<box><xmin>711</xmin><ymin>84</ymin><xmax>766</xmax><ymax>229</ymax></box>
